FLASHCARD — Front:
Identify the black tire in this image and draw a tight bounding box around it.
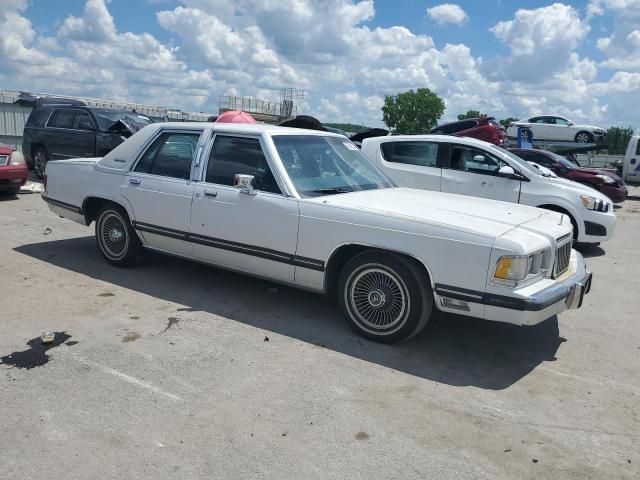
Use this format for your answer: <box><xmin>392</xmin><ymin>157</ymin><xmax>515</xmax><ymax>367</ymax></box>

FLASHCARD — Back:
<box><xmin>574</xmin><ymin>131</ymin><xmax>592</xmax><ymax>144</ymax></box>
<box><xmin>33</xmin><ymin>147</ymin><xmax>49</xmax><ymax>179</ymax></box>
<box><xmin>338</xmin><ymin>251</ymin><xmax>432</xmax><ymax>343</ymax></box>
<box><xmin>95</xmin><ymin>204</ymin><xmax>143</xmax><ymax>267</ymax></box>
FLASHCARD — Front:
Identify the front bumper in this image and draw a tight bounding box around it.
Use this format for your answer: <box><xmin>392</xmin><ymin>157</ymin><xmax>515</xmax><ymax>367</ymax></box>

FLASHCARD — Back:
<box><xmin>577</xmin><ymin>208</ymin><xmax>616</xmax><ymax>243</ymax></box>
<box><xmin>483</xmin><ymin>250</ymin><xmax>592</xmax><ymax>326</ymax></box>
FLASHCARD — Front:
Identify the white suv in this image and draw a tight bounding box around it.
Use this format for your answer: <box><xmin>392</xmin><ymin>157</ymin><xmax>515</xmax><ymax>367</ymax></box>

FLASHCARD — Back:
<box><xmin>507</xmin><ymin>116</ymin><xmax>606</xmax><ymax>144</ymax></box>
<box><xmin>361</xmin><ymin>135</ymin><xmax>616</xmax><ymax>244</ymax></box>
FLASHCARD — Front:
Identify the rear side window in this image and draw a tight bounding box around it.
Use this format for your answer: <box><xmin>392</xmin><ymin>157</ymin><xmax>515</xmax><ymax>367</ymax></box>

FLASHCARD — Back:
<box><xmin>49</xmin><ymin>109</ymin><xmax>75</xmax><ymax>129</ymax></box>
<box><xmin>26</xmin><ymin>108</ymin><xmax>52</xmax><ymax>127</ymax></box>
<box><xmin>381</xmin><ymin>141</ymin><xmax>439</xmax><ymax>167</ymax></box>
<box><xmin>205</xmin><ymin>136</ymin><xmax>280</xmax><ymax>194</ymax></box>
<box><xmin>134</xmin><ymin>132</ymin><xmax>200</xmax><ymax>179</ymax></box>
<box><xmin>450</xmin><ymin>120</ymin><xmax>478</xmax><ymax>133</ymax></box>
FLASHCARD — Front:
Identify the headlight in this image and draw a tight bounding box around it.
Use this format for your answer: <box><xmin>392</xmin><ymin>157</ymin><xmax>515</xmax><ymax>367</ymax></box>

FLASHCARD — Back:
<box><xmin>594</xmin><ymin>174</ymin><xmax>614</xmax><ymax>184</ymax></box>
<box><xmin>580</xmin><ymin>194</ymin><xmax>609</xmax><ymax>212</ymax></box>
<box><xmin>493</xmin><ymin>249</ymin><xmax>551</xmax><ymax>285</ymax></box>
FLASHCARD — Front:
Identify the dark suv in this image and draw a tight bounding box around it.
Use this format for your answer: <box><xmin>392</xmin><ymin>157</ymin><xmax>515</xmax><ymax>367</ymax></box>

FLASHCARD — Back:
<box><xmin>23</xmin><ymin>102</ymin><xmax>153</xmax><ymax>178</ymax></box>
<box><xmin>430</xmin><ymin>117</ymin><xmax>508</xmax><ymax>147</ymax></box>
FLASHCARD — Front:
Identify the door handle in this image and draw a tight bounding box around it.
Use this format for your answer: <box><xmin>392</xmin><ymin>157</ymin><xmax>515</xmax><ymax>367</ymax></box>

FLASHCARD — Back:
<box><xmin>129</xmin><ymin>178</ymin><xmax>141</xmax><ymax>185</ymax></box>
<box><xmin>204</xmin><ymin>190</ymin><xmax>217</xmax><ymax>197</ymax></box>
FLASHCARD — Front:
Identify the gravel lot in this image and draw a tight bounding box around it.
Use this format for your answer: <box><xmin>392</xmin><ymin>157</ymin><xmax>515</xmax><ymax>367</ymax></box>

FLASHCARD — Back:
<box><xmin>1</xmin><ymin>182</ymin><xmax>639</xmax><ymax>479</ymax></box>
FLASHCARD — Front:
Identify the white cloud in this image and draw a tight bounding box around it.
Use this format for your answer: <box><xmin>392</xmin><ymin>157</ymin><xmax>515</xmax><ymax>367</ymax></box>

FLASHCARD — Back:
<box><xmin>1</xmin><ymin>0</ymin><xmax>639</xmax><ymax>130</ymax></box>
<box><xmin>426</xmin><ymin>4</ymin><xmax>468</xmax><ymax>25</ymax></box>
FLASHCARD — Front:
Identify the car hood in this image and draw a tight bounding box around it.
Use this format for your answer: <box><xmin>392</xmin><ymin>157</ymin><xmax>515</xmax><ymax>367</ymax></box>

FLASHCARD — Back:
<box><xmin>572</xmin><ymin>124</ymin><xmax>606</xmax><ymax>132</ymax></box>
<box><xmin>312</xmin><ymin>187</ymin><xmax>558</xmax><ymax>238</ymax></box>
<box><xmin>544</xmin><ymin>175</ymin><xmax>613</xmax><ymax>200</ymax></box>
<box><xmin>573</xmin><ymin>167</ymin><xmax>622</xmax><ymax>180</ymax></box>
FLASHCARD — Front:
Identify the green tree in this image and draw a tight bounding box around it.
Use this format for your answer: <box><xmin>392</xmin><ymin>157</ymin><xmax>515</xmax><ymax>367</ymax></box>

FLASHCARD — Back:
<box><xmin>604</xmin><ymin>126</ymin><xmax>634</xmax><ymax>154</ymax></box>
<box><xmin>457</xmin><ymin>110</ymin><xmax>484</xmax><ymax>120</ymax></box>
<box><xmin>382</xmin><ymin>88</ymin><xmax>445</xmax><ymax>134</ymax></box>
<box><xmin>499</xmin><ymin>117</ymin><xmax>519</xmax><ymax>128</ymax></box>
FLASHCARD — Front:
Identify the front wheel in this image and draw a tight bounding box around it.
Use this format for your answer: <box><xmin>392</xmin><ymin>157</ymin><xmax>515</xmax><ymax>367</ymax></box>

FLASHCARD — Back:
<box><xmin>95</xmin><ymin>204</ymin><xmax>142</xmax><ymax>267</ymax></box>
<box><xmin>338</xmin><ymin>251</ymin><xmax>433</xmax><ymax>343</ymax></box>
<box><xmin>575</xmin><ymin>131</ymin><xmax>592</xmax><ymax>144</ymax></box>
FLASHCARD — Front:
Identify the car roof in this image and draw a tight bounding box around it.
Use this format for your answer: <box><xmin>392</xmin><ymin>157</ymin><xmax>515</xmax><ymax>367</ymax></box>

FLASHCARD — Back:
<box><xmin>151</xmin><ymin>121</ymin><xmax>346</xmax><ymax>137</ymax></box>
<box><xmin>365</xmin><ymin>134</ymin><xmax>500</xmax><ymax>149</ymax></box>
<box><xmin>97</xmin><ymin>122</ymin><xmax>347</xmax><ymax>171</ymax></box>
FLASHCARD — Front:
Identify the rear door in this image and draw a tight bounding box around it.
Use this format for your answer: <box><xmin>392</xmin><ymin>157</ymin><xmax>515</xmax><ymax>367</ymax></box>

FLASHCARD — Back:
<box><xmin>441</xmin><ymin>143</ymin><xmax>521</xmax><ymax>202</ymax></box>
<box><xmin>377</xmin><ymin>140</ymin><xmax>443</xmax><ymax>191</ymax></box>
<box><xmin>46</xmin><ymin>109</ymin><xmax>76</xmax><ymax>159</ymax></box>
<box><xmin>121</xmin><ymin>129</ymin><xmax>203</xmax><ymax>257</ymax></box>
<box><xmin>67</xmin><ymin>110</ymin><xmax>97</xmax><ymax>158</ymax></box>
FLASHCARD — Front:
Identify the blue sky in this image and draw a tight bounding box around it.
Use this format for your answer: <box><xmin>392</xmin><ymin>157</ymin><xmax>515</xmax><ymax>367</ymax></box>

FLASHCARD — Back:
<box><xmin>2</xmin><ymin>0</ymin><xmax>639</xmax><ymax>128</ymax></box>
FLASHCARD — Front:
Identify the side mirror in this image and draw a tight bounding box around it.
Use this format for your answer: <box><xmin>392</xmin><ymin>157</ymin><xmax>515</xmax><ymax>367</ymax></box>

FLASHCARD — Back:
<box><xmin>473</xmin><ymin>155</ymin><xmax>485</xmax><ymax>162</ymax></box>
<box><xmin>234</xmin><ymin>174</ymin><xmax>255</xmax><ymax>195</ymax></box>
<box><xmin>498</xmin><ymin>165</ymin><xmax>515</xmax><ymax>177</ymax></box>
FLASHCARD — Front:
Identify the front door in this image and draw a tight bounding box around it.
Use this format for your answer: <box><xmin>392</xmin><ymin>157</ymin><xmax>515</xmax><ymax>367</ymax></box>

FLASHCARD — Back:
<box><xmin>190</xmin><ymin>134</ymin><xmax>299</xmax><ymax>284</ymax></box>
<box><xmin>120</xmin><ymin>130</ymin><xmax>203</xmax><ymax>257</ymax></box>
<box><xmin>441</xmin><ymin>144</ymin><xmax>521</xmax><ymax>203</ymax></box>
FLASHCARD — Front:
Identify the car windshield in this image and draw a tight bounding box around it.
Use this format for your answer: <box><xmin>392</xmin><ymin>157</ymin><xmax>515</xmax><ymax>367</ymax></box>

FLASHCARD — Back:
<box><xmin>272</xmin><ymin>134</ymin><xmax>395</xmax><ymax>197</ymax></box>
<box><xmin>92</xmin><ymin>109</ymin><xmax>153</xmax><ymax>131</ymax></box>
<box><xmin>486</xmin><ymin>145</ymin><xmax>541</xmax><ymax>176</ymax></box>
<box><xmin>547</xmin><ymin>151</ymin><xmax>577</xmax><ymax>169</ymax></box>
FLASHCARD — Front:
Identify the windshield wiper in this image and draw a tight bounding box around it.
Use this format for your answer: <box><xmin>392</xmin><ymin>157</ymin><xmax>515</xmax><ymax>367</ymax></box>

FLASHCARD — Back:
<box><xmin>311</xmin><ymin>187</ymin><xmax>352</xmax><ymax>195</ymax></box>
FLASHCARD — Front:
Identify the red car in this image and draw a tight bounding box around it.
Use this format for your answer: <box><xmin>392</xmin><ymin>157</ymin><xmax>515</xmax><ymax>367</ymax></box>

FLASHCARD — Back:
<box><xmin>0</xmin><ymin>144</ymin><xmax>28</xmax><ymax>194</ymax></box>
<box><xmin>430</xmin><ymin>116</ymin><xmax>508</xmax><ymax>147</ymax></box>
<box><xmin>509</xmin><ymin>148</ymin><xmax>628</xmax><ymax>203</ymax></box>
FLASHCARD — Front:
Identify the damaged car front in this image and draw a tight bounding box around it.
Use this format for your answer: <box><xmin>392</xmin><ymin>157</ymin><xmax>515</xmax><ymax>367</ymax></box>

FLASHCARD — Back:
<box><xmin>92</xmin><ymin>109</ymin><xmax>154</xmax><ymax>153</ymax></box>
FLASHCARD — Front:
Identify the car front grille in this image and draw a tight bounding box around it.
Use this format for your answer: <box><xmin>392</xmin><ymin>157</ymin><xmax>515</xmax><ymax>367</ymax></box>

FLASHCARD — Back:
<box><xmin>554</xmin><ymin>236</ymin><xmax>572</xmax><ymax>278</ymax></box>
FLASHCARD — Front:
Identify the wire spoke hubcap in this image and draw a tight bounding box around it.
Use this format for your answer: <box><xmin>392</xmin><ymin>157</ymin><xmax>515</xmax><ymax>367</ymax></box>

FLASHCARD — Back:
<box><xmin>100</xmin><ymin>212</ymin><xmax>128</xmax><ymax>259</ymax></box>
<box><xmin>349</xmin><ymin>267</ymin><xmax>408</xmax><ymax>330</ymax></box>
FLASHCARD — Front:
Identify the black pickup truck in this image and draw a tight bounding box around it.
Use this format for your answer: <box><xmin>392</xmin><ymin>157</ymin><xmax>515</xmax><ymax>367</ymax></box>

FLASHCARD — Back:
<box><xmin>22</xmin><ymin>101</ymin><xmax>153</xmax><ymax>178</ymax></box>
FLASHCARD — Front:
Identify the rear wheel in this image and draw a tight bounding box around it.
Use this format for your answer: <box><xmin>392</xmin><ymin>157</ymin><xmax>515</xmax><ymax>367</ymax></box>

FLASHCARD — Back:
<box><xmin>95</xmin><ymin>204</ymin><xmax>142</xmax><ymax>266</ymax></box>
<box><xmin>33</xmin><ymin>148</ymin><xmax>49</xmax><ymax>179</ymax></box>
<box><xmin>338</xmin><ymin>251</ymin><xmax>432</xmax><ymax>343</ymax></box>
<box><xmin>575</xmin><ymin>131</ymin><xmax>592</xmax><ymax>144</ymax></box>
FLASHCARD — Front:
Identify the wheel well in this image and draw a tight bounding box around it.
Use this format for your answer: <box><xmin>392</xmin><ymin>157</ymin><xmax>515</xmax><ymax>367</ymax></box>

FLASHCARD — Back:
<box><xmin>31</xmin><ymin>143</ymin><xmax>47</xmax><ymax>156</ymax></box>
<box><xmin>324</xmin><ymin>244</ymin><xmax>432</xmax><ymax>296</ymax></box>
<box><xmin>537</xmin><ymin>204</ymin><xmax>578</xmax><ymax>236</ymax></box>
<box><xmin>575</xmin><ymin>130</ymin><xmax>592</xmax><ymax>140</ymax></box>
<box><xmin>82</xmin><ymin>197</ymin><xmax>126</xmax><ymax>225</ymax></box>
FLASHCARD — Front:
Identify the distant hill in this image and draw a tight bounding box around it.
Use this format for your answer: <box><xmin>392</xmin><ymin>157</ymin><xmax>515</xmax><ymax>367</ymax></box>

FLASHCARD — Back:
<box><xmin>323</xmin><ymin>123</ymin><xmax>373</xmax><ymax>134</ymax></box>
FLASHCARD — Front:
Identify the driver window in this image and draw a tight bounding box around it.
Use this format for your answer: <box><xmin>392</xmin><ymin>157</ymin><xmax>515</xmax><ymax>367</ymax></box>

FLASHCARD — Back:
<box><xmin>554</xmin><ymin>118</ymin><xmax>569</xmax><ymax>126</ymax></box>
<box><xmin>205</xmin><ymin>136</ymin><xmax>281</xmax><ymax>194</ymax></box>
<box><xmin>449</xmin><ymin>146</ymin><xmax>506</xmax><ymax>175</ymax></box>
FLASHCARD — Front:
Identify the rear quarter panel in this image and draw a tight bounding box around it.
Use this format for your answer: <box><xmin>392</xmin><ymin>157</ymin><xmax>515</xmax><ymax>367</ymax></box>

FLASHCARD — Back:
<box><xmin>45</xmin><ymin>159</ymin><xmax>128</xmax><ymax>224</ymax></box>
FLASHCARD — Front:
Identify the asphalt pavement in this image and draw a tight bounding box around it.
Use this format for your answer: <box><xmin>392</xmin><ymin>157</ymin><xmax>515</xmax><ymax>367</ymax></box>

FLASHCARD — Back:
<box><xmin>1</xmin><ymin>183</ymin><xmax>639</xmax><ymax>479</ymax></box>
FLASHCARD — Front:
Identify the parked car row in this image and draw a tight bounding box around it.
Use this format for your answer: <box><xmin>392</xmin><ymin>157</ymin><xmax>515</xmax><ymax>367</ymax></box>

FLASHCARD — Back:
<box><xmin>42</xmin><ymin>122</ymin><xmax>596</xmax><ymax>343</ymax></box>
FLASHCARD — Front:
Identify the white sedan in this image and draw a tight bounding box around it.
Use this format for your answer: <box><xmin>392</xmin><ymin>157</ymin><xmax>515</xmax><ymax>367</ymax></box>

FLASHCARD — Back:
<box><xmin>507</xmin><ymin>115</ymin><xmax>606</xmax><ymax>144</ymax></box>
<box><xmin>42</xmin><ymin>123</ymin><xmax>592</xmax><ymax>343</ymax></box>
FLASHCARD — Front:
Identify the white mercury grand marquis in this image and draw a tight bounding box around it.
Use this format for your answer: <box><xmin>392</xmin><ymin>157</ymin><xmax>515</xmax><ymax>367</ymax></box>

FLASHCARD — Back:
<box><xmin>42</xmin><ymin>123</ymin><xmax>592</xmax><ymax>343</ymax></box>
